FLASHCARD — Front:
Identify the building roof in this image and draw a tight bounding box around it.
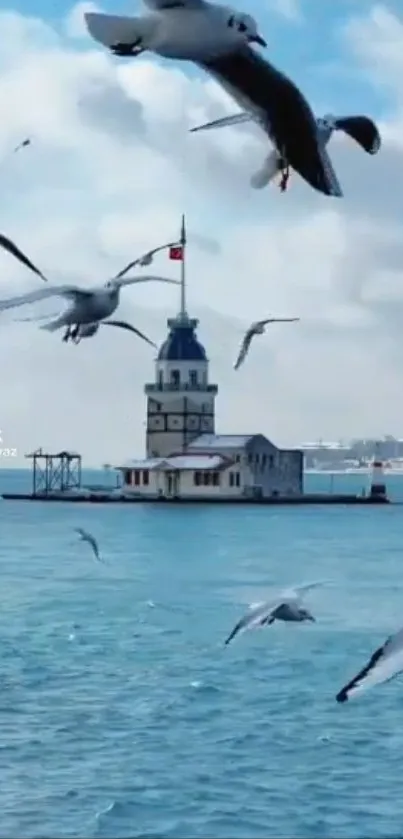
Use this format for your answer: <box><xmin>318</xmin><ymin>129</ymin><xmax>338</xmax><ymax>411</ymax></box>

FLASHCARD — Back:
<box><xmin>157</xmin><ymin>314</ymin><xmax>207</xmax><ymax>362</ymax></box>
<box><xmin>187</xmin><ymin>434</ymin><xmax>255</xmax><ymax>449</ymax></box>
<box><xmin>115</xmin><ymin>454</ymin><xmax>228</xmax><ymax>471</ymax></box>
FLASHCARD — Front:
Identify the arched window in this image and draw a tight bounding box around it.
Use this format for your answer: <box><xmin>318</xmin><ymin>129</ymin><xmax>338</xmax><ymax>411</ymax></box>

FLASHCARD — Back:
<box><xmin>171</xmin><ymin>369</ymin><xmax>180</xmax><ymax>387</ymax></box>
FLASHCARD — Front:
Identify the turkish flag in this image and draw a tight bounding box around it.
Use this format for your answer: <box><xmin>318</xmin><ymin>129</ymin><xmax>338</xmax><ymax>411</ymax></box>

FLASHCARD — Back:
<box><xmin>169</xmin><ymin>245</ymin><xmax>184</xmax><ymax>260</ymax></box>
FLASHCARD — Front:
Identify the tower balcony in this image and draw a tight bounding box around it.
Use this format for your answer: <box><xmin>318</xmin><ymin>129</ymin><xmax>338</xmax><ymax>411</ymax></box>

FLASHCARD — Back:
<box><xmin>144</xmin><ymin>382</ymin><xmax>218</xmax><ymax>394</ymax></box>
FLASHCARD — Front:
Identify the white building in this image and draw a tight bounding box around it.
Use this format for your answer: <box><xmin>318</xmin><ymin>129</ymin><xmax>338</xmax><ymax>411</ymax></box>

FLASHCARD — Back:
<box><xmin>114</xmin><ymin>220</ymin><xmax>303</xmax><ymax>500</ymax></box>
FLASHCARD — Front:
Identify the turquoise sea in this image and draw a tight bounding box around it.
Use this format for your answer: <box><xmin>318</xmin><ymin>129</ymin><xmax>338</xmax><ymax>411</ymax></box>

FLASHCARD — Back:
<box><xmin>1</xmin><ymin>467</ymin><xmax>403</xmax><ymax>839</ymax></box>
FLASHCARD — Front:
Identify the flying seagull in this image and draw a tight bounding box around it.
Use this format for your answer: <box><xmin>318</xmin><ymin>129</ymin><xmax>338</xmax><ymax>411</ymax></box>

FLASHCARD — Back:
<box><xmin>234</xmin><ymin>317</ymin><xmax>299</xmax><ymax>370</ymax></box>
<box><xmin>0</xmin><ymin>236</ymin><xmax>179</xmax><ymax>341</ymax></box>
<box><xmin>190</xmin><ymin>110</ymin><xmax>381</xmax><ymax>192</ymax></box>
<box><xmin>224</xmin><ymin>581</ymin><xmax>325</xmax><ymax>645</ymax></box>
<box><xmin>336</xmin><ymin>625</ymin><xmax>403</xmax><ymax>703</ymax></box>
<box><xmin>14</xmin><ymin>313</ymin><xmax>158</xmax><ymax>347</ymax></box>
<box><xmin>85</xmin><ymin>1</ymin><xmax>266</xmax><ymax>62</ymax></box>
<box><xmin>85</xmin><ymin>1</ymin><xmax>343</xmax><ymax>197</ymax></box>
<box><xmin>75</xmin><ymin>527</ymin><xmax>102</xmax><ymax>562</ymax></box>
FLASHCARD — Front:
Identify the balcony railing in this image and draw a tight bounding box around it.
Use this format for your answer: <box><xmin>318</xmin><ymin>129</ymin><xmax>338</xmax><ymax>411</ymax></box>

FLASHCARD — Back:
<box><xmin>144</xmin><ymin>383</ymin><xmax>218</xmax><ymax>393</ymax></box>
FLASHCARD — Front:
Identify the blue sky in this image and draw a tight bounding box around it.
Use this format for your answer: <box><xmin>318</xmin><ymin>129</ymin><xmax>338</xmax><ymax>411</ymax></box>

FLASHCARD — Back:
<box><xmin>0</xmin><ymin>0</ymin><xmax>403</xmax><ymax>453</ymax></box>
<box><xmin>2</xmin><ymin>0</ymin><xmax>394</xmax><ymax>119</ymax></box>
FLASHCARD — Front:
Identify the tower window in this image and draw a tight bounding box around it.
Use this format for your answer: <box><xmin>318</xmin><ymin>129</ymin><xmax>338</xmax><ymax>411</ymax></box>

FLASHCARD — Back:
<box><xmin>171</xmin><ymin>369</ymin><xmax>180</xmax><ymax>387</ymax></box>
<box><xmin>235</xmin><ymin>472</ymin><xmax>240</xmax><ymax>487</ymax></box>
<box><xmin>158</xmin><ymin>371</ymin><xmax>163</xmax><ymax>387</ymax></box>
<box><xmin>229</xmin><ymin>472</ymin><xmax>234</xmax><ymax>487</ymax></box>
<box><xmin>189</xmin><ymin>370</ymin><xmax>198</xmax><ymax>387</ymax></box>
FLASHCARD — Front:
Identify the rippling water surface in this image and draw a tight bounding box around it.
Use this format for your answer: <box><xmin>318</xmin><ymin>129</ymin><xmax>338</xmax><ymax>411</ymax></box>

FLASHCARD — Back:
<box><xmin>1</xmin><ymin>468</ymin><xmax>403</xmax><ymax>838</ymax></box>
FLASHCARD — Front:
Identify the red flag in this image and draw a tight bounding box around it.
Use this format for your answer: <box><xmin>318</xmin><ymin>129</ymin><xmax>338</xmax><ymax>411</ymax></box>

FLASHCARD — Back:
<box><xmin>169</xmin><ymin>245</ymin><xmax>183</xmax><ymax>260</ymax></box>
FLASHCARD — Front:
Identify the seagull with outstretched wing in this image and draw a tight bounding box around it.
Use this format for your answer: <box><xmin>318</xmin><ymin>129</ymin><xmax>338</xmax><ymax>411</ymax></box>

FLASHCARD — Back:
<box><xmin>85</xmin><ymin>0</ymin><xmax>347</xmax><ymax>197</ymax></box>
<box><xmin>234</xmin><ymin>317</ymin><xmax>299</xmax><ymax>370</ymax></box>
<box><xmin>0</xmin><ymin>235</ymin><xmax>179</xmax><ymax>341</ymax></box>
<box><xmin>225</xmin><ymin>581</ymin><xmax>327</xmax><ymax>645</ymax></box>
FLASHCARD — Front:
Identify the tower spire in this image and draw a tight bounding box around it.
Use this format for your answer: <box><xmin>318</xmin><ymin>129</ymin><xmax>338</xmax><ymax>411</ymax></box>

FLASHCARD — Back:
<box><xmin>180</xmin><ymin>213</ymin><xmax>186</xmax><ymax>318</ymax></box>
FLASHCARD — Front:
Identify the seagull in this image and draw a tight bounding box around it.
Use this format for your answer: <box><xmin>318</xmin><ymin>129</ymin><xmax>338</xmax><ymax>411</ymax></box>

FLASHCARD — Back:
<box><xmin>336</xmin><ymin>625</ymin><xmax>403</xmax><ymax>703</ymax></box>
<box><xmin>85</xmin><ymin>1</ymin><xmax>345</xmax><ymax>197</ymax></box>
<box><xmin>0</xmin><ymin>236</ymin><xmax>179</xmax><ymax>341</ymax></box>
<box><xmin>75</xmin><ymin>527</ymin><xmax>102</xmax><ymax>562</ymax></box>
<box><xmin>224</xmin><ymin>581</ymin><xmax>325</xmax><ymax>645</ymax></box>
<box><xmin>190</xmin><ymin>110</ymin><xmax>381</xmax><ymax>192</ymax></box>
<box><xmin>84</xmin><ymin>1</ymin><xmax>267</xmax><ymax>62</ymax></box>
<box><xmin>14</xmin><ymin>313</ymin><xmax>157</xmax><ymax>347</ymax></box>
<box><xmin>234</xmin><ymin>317</ymin><xmax>299</xmax><ymax>370</ymax></box>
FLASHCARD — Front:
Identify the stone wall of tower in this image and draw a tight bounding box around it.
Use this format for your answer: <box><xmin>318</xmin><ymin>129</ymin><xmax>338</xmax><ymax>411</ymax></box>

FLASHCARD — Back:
<box><xmin>144</xmin><ymin>362</ymin><xmax>217</xmax><ymax>458</ymax></box>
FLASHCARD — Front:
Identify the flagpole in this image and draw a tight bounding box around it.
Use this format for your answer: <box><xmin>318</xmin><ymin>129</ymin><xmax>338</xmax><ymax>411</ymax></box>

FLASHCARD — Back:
<box><xmin>180</xmin><ymin>213</ymin><xmax>186</xmax><ymax>317</ymax></box>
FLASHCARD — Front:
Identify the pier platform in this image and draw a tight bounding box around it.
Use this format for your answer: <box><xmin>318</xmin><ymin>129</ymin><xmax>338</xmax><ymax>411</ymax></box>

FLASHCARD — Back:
<box><xmin>2</xmin><ymin>448</ymin><xmax>389</xmax><ymax>505</ymax></box>
<box><xmin>0</xmin><ymin>491</ymin><xmax>390</xmax><ymax>504</ymax></box>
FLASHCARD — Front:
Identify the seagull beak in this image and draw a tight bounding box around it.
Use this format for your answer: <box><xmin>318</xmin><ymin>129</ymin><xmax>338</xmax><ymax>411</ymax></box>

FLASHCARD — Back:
<box><xmin>250</xmin><ymin>34</ymin><xmax>267</xmax><ymax>47</ymax></box>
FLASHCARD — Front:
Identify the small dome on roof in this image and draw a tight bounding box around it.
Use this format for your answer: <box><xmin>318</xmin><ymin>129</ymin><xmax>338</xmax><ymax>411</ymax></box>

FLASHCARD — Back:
<box><xmin>157</xmin><ymin>315</ymin><xmax>207</xmax><ymax>362</ymax></box>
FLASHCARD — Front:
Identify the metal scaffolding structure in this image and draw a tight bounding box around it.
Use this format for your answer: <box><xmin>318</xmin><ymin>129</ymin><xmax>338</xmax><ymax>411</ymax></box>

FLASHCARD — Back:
<box><xmin>25</xmin><ymin>448</ymin><xmax>82</xmax><ymax>496</ymax></box>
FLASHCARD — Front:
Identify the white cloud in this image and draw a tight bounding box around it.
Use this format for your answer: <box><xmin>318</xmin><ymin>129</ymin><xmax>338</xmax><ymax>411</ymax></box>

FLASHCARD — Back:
<box><xmin>265</xmin><ymin>0</ymin><xmax>302</xmax><ymax>23</ymax></box>
<box><xmin>0</xmin><ymin>3</ymin><xmax>402</xmax><ymax>466</ymax></box>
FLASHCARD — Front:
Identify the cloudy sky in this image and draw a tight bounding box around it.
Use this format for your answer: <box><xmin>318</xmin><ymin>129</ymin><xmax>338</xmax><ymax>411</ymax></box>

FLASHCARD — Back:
<box><xmin>0</xmin><ymin>0</ymin><xmax>401</xmax><ymax>465</ymax></box>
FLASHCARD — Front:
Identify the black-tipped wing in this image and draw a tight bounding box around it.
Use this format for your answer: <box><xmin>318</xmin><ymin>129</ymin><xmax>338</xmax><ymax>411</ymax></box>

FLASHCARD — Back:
<box><xmin>334</xmin><ymin>115</ymin><xmax>381</xmax><ymax>155</ymax></box>
<box><xmin>200</xmin><ymin>47</ymin><xmax>342</xmax><ymax>197</ymax></box>
<box><xmin>103</xmin><ymin>319</ymin><xmax>157</xmax><ymax>348</ymax></box>
<box><xmin>143</xmin><ymin>0</ymin><xmax>205</xmax><ymax>8</ymax></box>
<box><xmin>225</xmin><ymin>600</ymin><xmax>275</xmax><ymax>644</ymax></box>
<box><xmin>336</xmin><ymin>626</ymin><xmax>403</xmax><ymax>703</ymax></box>
<box><xmin>259</xmin><ymin>317</ymin><xmax>299</xmax><ymax>327</ymax></box>
<box><xmin>0</xmin><ymin>234</ymin><xmax>48</xmax><ymax>281</ymax></box>
<box><xmin>75</xmin><ymin>527</ymin><xmax>101</xmax><ymax>562</ymax></box>
<box><xmin>234</xmin><ymin>329</ymin><xmax>254</xmax><ymax>370</ymax></box>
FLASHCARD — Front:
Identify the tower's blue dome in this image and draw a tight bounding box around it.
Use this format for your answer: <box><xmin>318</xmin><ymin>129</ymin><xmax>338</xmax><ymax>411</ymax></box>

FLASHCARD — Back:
<box><xmin>157</xmin><ymin>315</ymin><xmax>207</xmax><ymax>362</ymax></box>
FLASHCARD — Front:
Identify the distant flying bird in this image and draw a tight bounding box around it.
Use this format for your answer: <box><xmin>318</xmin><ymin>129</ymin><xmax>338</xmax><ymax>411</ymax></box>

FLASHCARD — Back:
<box><xmin>85</xmin><ymin>1</ymin><xmax>347</xmax><ymax>197</ymax></box>
<box><xmin>234</xmin><ymin>317</ymin><xmax>299</xmax><ymax>370</ymax></box>
<box><xmin>75</xmin><ymin>527</ymin><xmax>102</xmax><ymax>562</ymax></box>
<box><xmin>336</xmin><ymin>625</ymin><xmax>403</xmax><ymax>703</ymax></box>
<box><xmin>14</xmin><ymin>138</ymin><xmax>31</xmax><ymax>153</ymax></box>
<box><xmin>14</xmin><ymin>313</ymin><xmax>158</xmax><ymax>347</ymax></box>
<box><xmin>224</xmin><ymin>581</ymin><xmax>325</xmax><ymax>645</ymax></box>
<box><xmin>0</xmin><ymin>235</ymin><xmax>179</xmax><ymax>341</ymax></box>
<box><xmin>190</xmin><ymin>110</ymin><xmax>381</xmax><ymax>192</ymax></box>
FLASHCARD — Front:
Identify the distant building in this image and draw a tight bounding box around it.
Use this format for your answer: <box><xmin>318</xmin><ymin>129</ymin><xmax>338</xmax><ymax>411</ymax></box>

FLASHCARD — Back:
<box><xmin>114</xmin><ymin>217</ymin><xmax>303</xmax><ymax>500</ymax></box>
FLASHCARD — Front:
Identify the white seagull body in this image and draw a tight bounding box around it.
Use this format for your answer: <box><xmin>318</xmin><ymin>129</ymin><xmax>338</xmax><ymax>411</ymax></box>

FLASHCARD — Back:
<box><xmin>234</xmin><ymin>317</ymin><xmax>299</xmax><ymax>370</ymax></box>
<box><xmin>0</xmin><ymin>235</ymin><xmax>179</xmax><ymax>342</ymax></box>
<box><xmin>191</xmin><ymin>110</ymin><xmax>382</xmax><ymax>191</ymax></box>
<box><xmin>225</xmin><ymin>580</ymin><xmax>325</xmax><ymax>645</ymax></box>
<box><xmin>84</xmin><ymin>0</ymin><xmax>342</xmax><ymax>197</ymax></box>
<box><xmin>75</xmin><ymin>527</ymin><xmax>102</xmax><ymax>562</ymax></box>
<box><xmin>85</xmin><ymin>0</ymin><xmax>267</xmax><ymax>62</ymax></box>
<box><xmin>336</xmin><ymin>625</ymin><xmax>403</xmax><ymax>703</ymax></box>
